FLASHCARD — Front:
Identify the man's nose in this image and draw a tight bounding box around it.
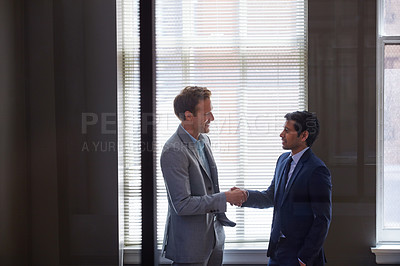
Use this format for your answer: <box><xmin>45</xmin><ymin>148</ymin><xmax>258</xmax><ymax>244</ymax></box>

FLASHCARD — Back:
<box><xmin>209</xmin><ymin>112</ymin><xmax>214</xmax><ymax>121</ymax></box>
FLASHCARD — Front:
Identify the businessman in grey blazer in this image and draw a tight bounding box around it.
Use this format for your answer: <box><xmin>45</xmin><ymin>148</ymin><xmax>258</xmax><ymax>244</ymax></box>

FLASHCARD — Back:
<box><xmin>161</xmin><ymin>86</ymin><xmax>247</xmax><ymax>266</ymax></box>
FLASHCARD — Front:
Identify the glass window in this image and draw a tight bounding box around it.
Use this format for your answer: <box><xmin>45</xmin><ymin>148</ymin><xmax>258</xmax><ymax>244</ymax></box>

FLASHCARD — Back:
<box><xmin>117</xmin><ymin>0</ymin><xmax>142</xmax><ymax>248</ymax></box>
<box><xmin>383</xmin><ymin>44</ymin><xmax>400</xmax><ymax>229</ymax></box>
<box><xmin>383</xmin><ymin>0</ymin><xmax>400</xmax><ymax>36</ymax></box>
<box><xmin>118</xmin><ymin>0</ymin><xmax>308</xmax><ymax>253</ymax></box>
<box><xmin>155</xmin><ymin>0</ymin><xmax>307</xmax><ymax>248</ymax></box>
<box><xmin>376</xmin><ymin>0</ymin><xmax>400</xmax><ymax>244</ymax></box>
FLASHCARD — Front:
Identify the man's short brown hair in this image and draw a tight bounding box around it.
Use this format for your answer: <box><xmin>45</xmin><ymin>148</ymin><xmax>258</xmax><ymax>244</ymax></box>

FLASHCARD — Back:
<box><xmin>174</xmin><ymin>86</ymin><xmax>212</xmax><ymax>121</ymax></box>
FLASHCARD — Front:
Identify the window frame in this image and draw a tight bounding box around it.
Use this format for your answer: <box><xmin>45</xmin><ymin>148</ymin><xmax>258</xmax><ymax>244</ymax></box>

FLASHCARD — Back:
<box><xmin>124</xmin><ymin>248</ymin><xmax>269</xmax><ymax>265</ymax></box>
<box><xmin>376</xmin><ymin>37</ymin><xmax>400</xmax><ymax>244</ymax></box>
<box><xmin>118</xmin><ymin>0</ymin><xmax>307</xmax><ymax>264</ymax></box>
<box><xmin>372</xmin><ymin>0</ymin><xmax>400</xmax><ymax>263</ymax></box>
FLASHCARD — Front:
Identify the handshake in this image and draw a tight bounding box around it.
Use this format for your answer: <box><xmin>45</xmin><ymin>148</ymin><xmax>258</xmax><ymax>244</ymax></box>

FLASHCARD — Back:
<box><xmin>225</xmin><ymin>187</ymin><xmax>247</xmax><ymax>207</ymax></box>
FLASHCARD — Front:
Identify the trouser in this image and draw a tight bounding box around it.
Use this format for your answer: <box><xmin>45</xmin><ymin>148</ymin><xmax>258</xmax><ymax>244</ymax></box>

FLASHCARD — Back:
<box><xmin>267</xmin><ymin>237</ymin><xmax>301</xmax><ymax>266</ymax></box>
<box><xmin>171</xmin><ymin>244</ymin><xmax>224</xmax><ymax>266</ymax></box>
<box><xmin>172</xmin><ymin>219</ymin><xmax>225</xmax><ymax>266</ymax></box>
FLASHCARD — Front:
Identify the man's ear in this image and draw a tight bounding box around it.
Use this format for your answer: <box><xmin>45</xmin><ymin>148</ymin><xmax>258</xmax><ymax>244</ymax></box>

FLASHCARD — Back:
<box><xmin>301</xmin><ymin>130</ymin><xmax>309</xmax><ymax>142</ymax></box>
<box><xmin>184</xmin><ymin>111</ymin><xmax>193</xmax><ymax>121</ymax></box>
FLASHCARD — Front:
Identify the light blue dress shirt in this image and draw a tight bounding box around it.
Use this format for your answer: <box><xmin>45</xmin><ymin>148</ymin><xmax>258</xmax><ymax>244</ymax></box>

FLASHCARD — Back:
<box><xmin>179</xmin><ymin>124</ymin><xmax>211</xmax><ymax>177</ymax></box>
<box><xmin>286</xmin><ymin>147</ymin><xmax>310</xmax><ymax>189</ymax></box>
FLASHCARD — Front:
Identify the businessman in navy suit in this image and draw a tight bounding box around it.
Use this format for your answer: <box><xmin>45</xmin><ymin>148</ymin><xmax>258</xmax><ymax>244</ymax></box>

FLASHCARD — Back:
<box><xmin>237</xmin><ymin>111</ymin><xmax>332</xmax><ymax>266</ymax></box>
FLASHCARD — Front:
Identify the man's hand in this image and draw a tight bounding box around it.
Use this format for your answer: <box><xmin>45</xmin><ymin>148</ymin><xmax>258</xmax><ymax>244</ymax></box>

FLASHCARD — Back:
<box><xmin>225</xmin><ymin>187</ymin><xmax>248</xmax><ymax>206</ymax></box>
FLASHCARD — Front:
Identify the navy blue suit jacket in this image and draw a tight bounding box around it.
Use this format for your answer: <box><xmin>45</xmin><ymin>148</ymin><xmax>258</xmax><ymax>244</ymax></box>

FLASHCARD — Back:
<box><xmin>242</xmin><ymin>149</ymin><xmax>332</xmax><ymax>266</ymax></box>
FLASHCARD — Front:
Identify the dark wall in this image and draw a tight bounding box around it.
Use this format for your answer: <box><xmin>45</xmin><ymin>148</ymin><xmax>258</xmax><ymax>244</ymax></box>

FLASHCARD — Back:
<box><xmin>0</xmin><ymin>0</ymin><xmax>119</xmax><ymax>265</ymax></box>
<box><xmin>52</xmin><ymin>1</ymin><xmax>118</xmax><ymax>264</ymax></box>
<box><xmin>25</xmin><ymin>0</ymin><xmax>59</xmax><ymax>264</ymax></box>
<box><xmin>309</xmin><ymin>0</ymin><xmax>381</xmax><ymax>265</ymax></box>
<box><xmin>0</xmin><ymin>0</ymin><xmax>29</xmax><ymax>264</ymax></box>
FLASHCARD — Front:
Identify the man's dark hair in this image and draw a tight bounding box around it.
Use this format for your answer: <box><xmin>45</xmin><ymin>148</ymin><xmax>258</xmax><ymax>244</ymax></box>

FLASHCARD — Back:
<box><xmin>284</xmin><ymin>111</ymin><xmax>320</xmax><ymax>147</ymax></box>
<box><xmin>174</xmin><ymin>86</ymin><xmax>211</xmax><ymax>121</ymax></box>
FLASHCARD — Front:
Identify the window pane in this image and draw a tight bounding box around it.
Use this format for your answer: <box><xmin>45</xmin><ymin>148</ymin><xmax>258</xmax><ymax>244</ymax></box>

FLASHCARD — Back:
<box><xmin>383</xmin><ymin>44</ymin><xmax>400</xmax><ymax>228</ymax></box>
<box><xmin>383</xmin><ymin>0</ymin><xmax>400</xmax><ymax>36</ymax></box>
<box><xmin>117</xmin><ymin>0</ymin><xmax>142</xmax><ymax>247</ymax></box>
<box><xmin>155</xmin><ymin>0</ymin><xmax>307</xmax><ymax>248</ymax></box>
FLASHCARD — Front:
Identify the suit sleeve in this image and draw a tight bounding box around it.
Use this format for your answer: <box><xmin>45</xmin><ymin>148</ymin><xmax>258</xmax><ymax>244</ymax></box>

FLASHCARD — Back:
<box><xmin>161</xmin><ymin>147</ymin><xmax>227</xmax><ymax>216</ymax></box>
<box><xmin>241</xmin><ymin>180</ymin><xmax>275</xmax><ymax>209</ymax></box>
<box><xmin>242</xmin><ymin>154</ymin><xmax>287</xmax><ymax>209</ymax></box>
<box><xmin>298</xmin><ymin>166</ymin><xmax>332</xmax><ymax>264</ymax></box>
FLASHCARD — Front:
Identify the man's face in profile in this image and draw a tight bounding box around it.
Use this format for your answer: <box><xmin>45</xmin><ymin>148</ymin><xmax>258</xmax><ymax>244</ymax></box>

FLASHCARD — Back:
<box><xmin>192</xmin><ymin>98</ymin><xmax>214</xmax><ymax>134</ymax></box>
<box><xmin>280</xmin><ymin>120</ymin><xmax>307</xmax><ymax>153</ymax></box>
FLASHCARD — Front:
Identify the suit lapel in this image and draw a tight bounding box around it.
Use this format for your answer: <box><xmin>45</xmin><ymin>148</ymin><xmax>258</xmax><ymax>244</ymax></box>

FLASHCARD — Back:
<box><xmin>177</xmin><ymin>126</ymin><xmax>213</xmax><ymax>182</ymax></box>
<box><xmin>281</xmin><ymin>161</ymin><xmax>304</xmax><ymax>203</ymax></box>
<box><xmin>282</xmin><ymin>149</ymin><xmax>312</xmax><ymax>203</ymax></box>
<box><xmin>203</xmin><ymin>138</ymin><xmax>218</xmax><ymax>191</ymax></box>
<box><xmin>275</xmin><ymin>154</ymin><xmax>290</xmax><ymax>202</ymax></box>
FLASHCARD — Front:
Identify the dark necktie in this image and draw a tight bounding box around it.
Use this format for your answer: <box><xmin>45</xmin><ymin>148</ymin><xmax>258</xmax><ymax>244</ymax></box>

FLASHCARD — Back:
<box><xmin>282</xmin><ymin>156</ymin><xmax>293</xmax><ymax>188</ymax></box>
<box><xmin>270</xmin><ymin>156</ymin><xmax>293</xmax><ymax>244</ymax></box>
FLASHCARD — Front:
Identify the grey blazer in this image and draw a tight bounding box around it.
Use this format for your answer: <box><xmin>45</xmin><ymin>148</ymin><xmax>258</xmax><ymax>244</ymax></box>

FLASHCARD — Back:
<box><xmin>161</xmin><ymin>126</ymin><xmax>235</xmax><ymax>263</ymax></box>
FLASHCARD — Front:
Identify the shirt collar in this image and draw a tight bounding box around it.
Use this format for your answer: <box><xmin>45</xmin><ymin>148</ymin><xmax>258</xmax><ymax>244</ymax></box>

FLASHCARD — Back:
<box><xmin>179</xmin><ymin>124</ymin><xmax>198</xmax><ymax>143</ymax></box>
<box><xmin>290</xmin><ymin>146</ymin><xmax>310</xmax><ymax>164</ymax></box>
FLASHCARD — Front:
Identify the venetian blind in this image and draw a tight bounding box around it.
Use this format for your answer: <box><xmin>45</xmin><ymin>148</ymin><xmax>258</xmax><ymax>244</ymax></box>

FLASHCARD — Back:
<box><xmin>117</xmin><ymin>0</ymin><xmax>141</xmax><ymax>247</ymax></box>
<box><xmin>155</xmin><ymin>0</ymin><xmax>307</xmax><ymax>247</ymax></box>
